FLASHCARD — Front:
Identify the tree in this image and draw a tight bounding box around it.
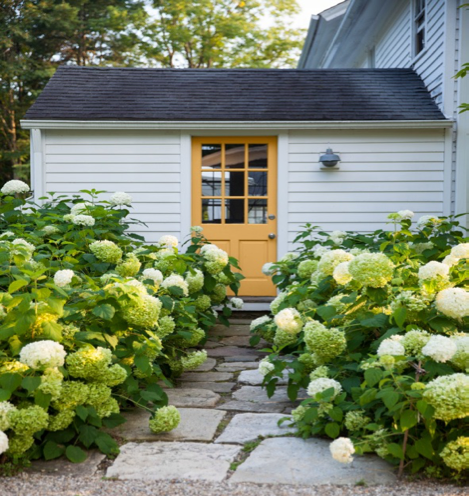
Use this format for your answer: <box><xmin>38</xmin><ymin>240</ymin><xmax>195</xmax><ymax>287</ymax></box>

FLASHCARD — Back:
<box><xmin>144</xmin><ymin>0</ymin><xmax>303</xmax><ymax>68</ymax></box>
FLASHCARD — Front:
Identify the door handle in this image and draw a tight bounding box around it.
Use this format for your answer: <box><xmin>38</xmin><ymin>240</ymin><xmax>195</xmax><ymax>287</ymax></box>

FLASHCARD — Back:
<box><xmin>268</xmin><ymin>233</ymin><xmax>276</xmax><ymax>239</ymax></box>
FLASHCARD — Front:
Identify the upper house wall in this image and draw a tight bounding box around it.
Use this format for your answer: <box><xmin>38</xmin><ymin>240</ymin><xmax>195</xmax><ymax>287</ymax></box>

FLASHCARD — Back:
<box><xmin>358</xmin><ymin>0</ymin><xmax>447</xmax><ymax>110</ymax></box>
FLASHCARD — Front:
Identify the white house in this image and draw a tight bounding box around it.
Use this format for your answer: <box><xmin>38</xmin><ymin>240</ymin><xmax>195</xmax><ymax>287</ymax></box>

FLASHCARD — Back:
<box><xmin>21</xmin><ymin>65</ymin><xmax>450</xmax><ymax>296</ymax></box>
<box><xmin>298</xmin><ymin>0</ymin><xmax>469</xmax><ymax>226</ymax></box>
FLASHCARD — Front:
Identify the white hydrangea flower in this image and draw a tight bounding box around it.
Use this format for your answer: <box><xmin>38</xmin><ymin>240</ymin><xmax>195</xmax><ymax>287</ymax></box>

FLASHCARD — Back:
<box><xmin>0</xmin><ymin>231</ymin><xmax>14</xmax><ymax>238</ymax></box>
<box><xmin>307</xmin><ymin>378</ymin><xmax>342</xmax><ymax>399</ymax></box>
<box><xmin>377</xmin><ymin>338</ymin><xmax>405</xmax><ymax>357</ymax></box>
<box><xmin>142</xmin><ymin>268</ymin><xmax>163</xmax><ymax>285</ymax></box>
<box><xmin>72</xmin><ymin>214</ymin><xmax>95</xmax><ymax>227</ymax></box>
<box><xmin>417</xmin><ymin>215</ymin><xmax>441</xmax><ymax>228</ymax></box>
<box><xmin>1</xmin><ymin>180</ymin><xmax>30</xmax><ymax>195</ymax></box>
<box><xmin>158</xmin><ymin>235</ymin><xmax>179</xmax><ymax>249</ymax></box>
<box><xmin>421</xmin><ymin>335</ymin><xmax>457</xmax><ymax>363</ymax></box>
<box><xmin>0</xmin><ymin>431</ymin><xmax>8</xmax><ymax>455</ymax></box>
<box><xmin>442</xmin><ymin>254</ymin><xmax>460</xmax><ymax>267</ymax></box>
<box><xmin>312</xmin><ymin>245</ymin><xmax>330</xmax><ymax>258</ymax></box>
<box><xmin>0</xmin><ymin>402</ymin><xmax>16</xmax><ymax>431</ymax></box>
<box><xmin>200</xmin><ymin>244</ymin><xmax>219</xmax><ymax>255</ymax></box>
<box><xmin>436</xmin><ymin>288</ymin><xmax>469</xmax><ymax>320</ymax></box>
<box><xmin>12</xmin><ymin>238</ymin><xmax>35</xmax><ymax>254</ymax></box>
<box><xmin>418</xmin><ymin>261</ymin><xmax>450</xmax><ymax>281</ymax></box>
<box><xmin>54</xmin><ymin>269</ymin><xmax>74</xmax><ymax>287</ymax></box>
<box><xmin>230</xmin><ymin>298</ymin><xmax>244</xmax><ymax>309</ymax></box>
<box><xmin>451</xmin><ymin>243</ymin><xmax>469</xmax><ymax>260</ymax></box>
<box><xmin>280</xmin><ymin>252</ymin><xmax>299</xmax><ymax>263</ymax></box>
<box><xmin>161</xmin><ymin>274</ymin><xmax>189</xmax><ymax>296</ymax></box>
<box><xmin>274</xmin><ymin>308</ymin><xmax>303</xmax><ymax>334</ymax></box>
<box><xmin>330</xmin><ymin>437</ymin><xmax>355</xmax><ymax>464</ymax></box>
<box><xmin>42</xmin><ymin>225</ymin><xmax>59</xmax><ymax>236</ymax></box>
<box><xmin>397</xmin><ymin>210</ymin><xmax>415</xmax><ymax>220</ymax></box>
<box><xmin>250</xmin><ymin>315</ymin><xmax>271</xmax><ymax>331</ymax></box>
<box><xmin>329</xmin><ymin>231</ymin><xmax>347</xmax><ymax>245</ymax></box>
<box><xmin>109</xmin><ymin>191</ymin><xmax>132</xmax><ymax>206</ymax></box>
<box><xmin>333</xmin><ymin>261</ymin><xmax>352</xmax><ymax>285</ymax></box>
<box><xmin>318</xmin><ymin>249</ymin><xmax>354</xmax><ymax>276</ymax></box>
<box><xmin>191</xmin><ymin>226</ymin><xmax>203</xmax><ymax>234</ymax></box>
<box><xmin>19</xmin><ymin>340</ymin><xmax>66</xmax><ymax>369</ymax></box>
<box><xmin>70</xmin><ymin>202</ymin><xmax>93</xmax><ymax>215</ymax></box>
<box><xmin>262</xmin><ymin>263</ymin><xmax>276</xmax><ymax>276</ymax></box>
<box><xmin>258</xmin><ymin>358</ymin><xmax>275</xmax><ymax>377</ymax></box>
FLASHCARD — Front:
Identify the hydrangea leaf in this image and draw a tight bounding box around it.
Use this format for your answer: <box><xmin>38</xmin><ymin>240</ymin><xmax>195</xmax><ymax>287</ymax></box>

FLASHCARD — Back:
<box><xmin>364</xmin><ymin>368</ymin><xmax>383</xmax><ymax>388</ymax></box>
<box><xmin>22</xmin><ymin>376</ymin><xmax>41</xmax><ymax>393</ymax></box>
<box><xmin>8</xmin><ymin>279</ymin><xmax>28</xmax><ymax>293</ymax></box>
<box><xmin>92</xmin><ymin>304</ymin><xmax>115</xmax><ymax>321</ymax></box>
<box><xmin>65</xmin><ymin>445</ymin><xmax>87</xmax><ymax>463</ymax></box>
<box><xmin>43</xmin><ymin>441</ymin><xmax>65</xmax><ymax>461</ymax></box>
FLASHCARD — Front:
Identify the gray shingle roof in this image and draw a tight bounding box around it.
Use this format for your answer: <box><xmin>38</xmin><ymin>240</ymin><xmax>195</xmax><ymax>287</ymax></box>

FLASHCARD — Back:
<box><xmin>24</xmin><ymin>65</ymin><xmax>445</xmax><ymax>121</ymax></box>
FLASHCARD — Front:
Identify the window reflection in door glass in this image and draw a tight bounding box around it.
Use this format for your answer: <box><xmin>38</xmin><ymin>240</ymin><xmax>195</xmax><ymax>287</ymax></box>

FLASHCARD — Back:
<box><xmin>248</xmin><ymin>171</ymin><xmax>267</xmax><ymax>196</ymax></box>
<box><xmin>225</xmin><ymin>199</ymin><xmax>244</xmax><ymax>224</ymax></box>
<box><xmin>248</xmin><ymin>199</ymin><xmax>267</xmax><ymax>224</ymax></box>
<box><xmin>225</xmin><ymin>144</ymin><xmax>245</xmax><ymax>169</ymax></box>
<box><xmin>202</xmin><ymin>199</ymin><xmax>222</xmax><ymax>224</ymax></box>
<box><xmin>248</xmin><ymin>144</ymin><xmax>267</xmax><ymax>168</ymax></box>
<box><xmin>202</xmin><ymin>144</ymin><xmax>222</xmax><ymax>169</ymax></box>
<box><xmin>225</xmin><ymin>171</ymin><xmax>245</xmax><ymax>197</ymax></box>
<box><xmin>202</xmin><ymin>171</ymin><xmax>222</xmax><ymax>196</ymax></box>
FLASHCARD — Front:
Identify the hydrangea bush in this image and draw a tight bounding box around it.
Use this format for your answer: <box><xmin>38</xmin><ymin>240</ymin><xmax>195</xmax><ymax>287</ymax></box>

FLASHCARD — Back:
<box><xmin>0</xmin><ymin>181</ymin><xmax>243</xmax><ymax>465</ymax></box>
<box><xmin>251</xmin><ymin>212</ymin><xmax>468</xmax><ymax>478</ymax></box>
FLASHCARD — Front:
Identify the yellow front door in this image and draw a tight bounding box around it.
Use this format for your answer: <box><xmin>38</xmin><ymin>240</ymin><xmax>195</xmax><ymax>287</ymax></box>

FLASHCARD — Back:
<box><xmin>192</xmin><ymin>137</ymin><xmax>277</xmax><ymax>296</ymax></box>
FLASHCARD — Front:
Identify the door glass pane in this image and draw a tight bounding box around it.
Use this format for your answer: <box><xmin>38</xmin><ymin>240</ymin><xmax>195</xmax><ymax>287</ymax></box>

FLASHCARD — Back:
<box><xmin>225</xmin><ymin>144</ymin><xmax>245</xmax><ymax>169</ymax></box>
<box><xmin>202</xmin><ymin>199</ymin><xmax>222</xmax><ymax>224</ymax></box>
<box><xmin>225</xmin><ymin>171</ymin><xmax>244</xmax><ymax>197</ymax></box>
<box><xmin>248</xmin><ymin>171</ymin><xmax>267</xmax><ymax>196</ymax></box>
<box><xmin>202</xmin><ymin>144</ymin><xmax>221</xmax><ymax>169</ymax></box>
<box><xmin>202</xmin><ymin>171</ymin><xmax>222</xmax><ymax>196</ymax></box>
<box><xmin>248</xmin><ymin>199</ymin><xmax>267</xmax><ymax>224</ymax></box>
<box><xmin>225</xmin><ymin>199</ymin><xmax>244</xmax><ymax>224</ymax></box>
<box><xmin>248</xmin><ymin>144</ymin><xmax>267</xmax><ymax>168</ymax></box>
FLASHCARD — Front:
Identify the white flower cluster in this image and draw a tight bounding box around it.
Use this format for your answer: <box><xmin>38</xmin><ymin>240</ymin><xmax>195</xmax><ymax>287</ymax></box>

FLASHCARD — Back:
<box><xmin>1</xmin><ymin>180</ymin><xmax>30</xmax><ymax>195</ymax></box>
<box><xmin>71</xmin><ymin>214</ymin><xmax>95</xmax><ymax>227</ymax></box>
<box><xmin>443</xmin><ymin>243</ymin><xmax>469</xmax><ymax>267</ymax></box>
<box><xmin>54</xmin><ymin>269</ymin><xmax>75</xmax><ymax>287</ymax></box>
<box><xmin>307</xmin><ymin>377</ymin><xmax>342</xmax><ymax>399</ymax></box>
<box><xmin>201</xmin><ymin>244</ymin><xmax>229</xmax><ymax>274</ymax></box>
<box><xmin>312</xmin><ymin>245</ymin><xmax>330</xmax><ymax>258</ymax></box>
<box><xmin>0</xmin><ymin>231</ymin><xmax>14</xmax><ymax>238</ymax></box>
<box><xmin>417</xmin><ymin>215</ymin><xmax>441</xmax><ymax>228</ymax></box>
<box><xmin>0</xmin><ymin>431</ymin><xmax>8</xmax><ymax>455</ymax></box>
<box><xmin>330</xmin><ymin>437</ymin><xmax>355</xmax><ymax>464</ymax></box>
<box><xmin>333</xmin><ymin>261</ymin><xmax>352</xmax><ymax>285</ymax></box>
<box><xmin>70</xmin><ymin>202</ymin><xmax>93</xmax><ymax>215</ymax></box>
<box><xmin>142</xmin><ymin>268</ymin><xmax>164</xmax><ymax>285</ymax></box>
<box><xmin>161</xmin><ymin>274</ymin><xmax>189</xmax><ymax>296</ymax></box>
<box><xmin>421</xmin><ymin>335</ymin><xmax>457</xmax><ymax>363</ymax></box>
<box><xmin>42</xmin><ymin>225</ymin><xmax>59</xmax><ymax>236</ymax></box>
<box><xmin>274</xmin><ymin>308</ymin><xmax>303</xmax><ymax>334</ymax></box>
<box><xmin>258</xmin><ymin>358</ymin><xmax>275</xmax><ymax>377</ymax></box>
<box><xmin>280</xmin><ymin>252</ymin><xmax>299</xmax><ymax>263</ymax></box>
<box><xmin>11</xmin><ymin>238</ymin><xmax>35</xmax><ymax>257</ymax></box>
<box><xmin>0</xmin><ymin>401</ymin><xmax>16</xmax><ymax>431</ymax></box>
<box><xmin>191</xmin><ymin>226</ymin><xmax>203</xmax><ymax>234</ymax></box>
<box><xmin>19</xmin><ymin>340</ymin><xmax>66</xmax><ymax>369</ymax></box>
<box><xmin>109</xmin><ymin>191</ymin><xmax>132</xmax><ymax>206</ymax></box>
<box><xmin>230</xmin><ymin>297</ymin><xmax>244</xmax><ymax>309</ymax></box>
<box><xmin>262</xmin><ymin>263</ymin><xmax>276</xmax><ymax>276</ymax></box>
<box><xmin>418</xmin><ymin>261</ymin><xmax>449</xmax><ymax>281</ymax></box>
<box><xmin>159</xmin><ymin>235</ymin><xmax>179</xmax><ymax>249</ymax></box>
<box><xmin>377</xmin><ymin>338</ymin><xmax>405</xmax><ymax>357</ymax></box>
<box><xmin>436</xmin><ymin>288</ymin><xmax>469</xmax><ymax>320</ymax></box>
<box><xmin>250</xmin><ymin>315</ymin><xmax>271</xmax><ymax>331</ymax></box>
<box><xmin>318</xmin><ymin>249</ymin><xmax>354</xmax><ymax>277</ymax></box>
<box><xmin>329</xmin><ymin>231</ymin><xmax>347</xmax><ymax>245</ymax></box>
<box><xmin>396</xmin><ymin>210</ymin><xmax>414</xmax><ymax>220</ymax></box>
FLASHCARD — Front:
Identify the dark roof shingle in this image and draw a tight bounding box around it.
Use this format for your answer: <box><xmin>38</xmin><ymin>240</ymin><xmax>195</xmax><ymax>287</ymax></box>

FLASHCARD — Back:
<box><xmin>24</xmin><ymin>66</ymin><xmax>445</xmax><ymax>121</ymax></box>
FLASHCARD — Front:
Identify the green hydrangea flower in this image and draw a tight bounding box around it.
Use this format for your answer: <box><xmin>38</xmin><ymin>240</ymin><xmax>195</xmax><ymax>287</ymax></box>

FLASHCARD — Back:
<box><xmin>140</xmin><ymin>337</ymin><xmax>163</xmax><ymax>361</ymax></box>
<box><xmin>309</xmin><ymin>366</ymin><xmax>329</xmax><ymax>380</ymax></box>
<box><xmin>167</xmin><ymin>358</ymin><xmax>184</xmax><ymax>377</ymax></box>
<box><xmin>296</xmin><ymin>299</ymin><xmax>317</xmax><ymax>312</ymax></box>
<box><xmin>101</xmin><ymin>363</ymin><xmax>128</xmax><ymax>386</ymax></box>
<box><xmin>90</xmin><ymin>240</ymin><xmax>123</xmax><ymax>264</ymax></box>
<box><xmin>402</xmin><ymin>329</ymin><xmax>430</xmax><ymax>357</ymax></box>
<box><xmin>174</xmin><ymin>327</ymin><xmax>205</xmax><ymax>348</ymax></box>
<box><xmin>116</xmin><ymin>253</ymin><xmax>141</xmax><ymax>277</ymax></box>
<box><xmin>195</xmin><ymin>295</ymin><xmax>211</xmax><ymax>312</ymax></box>
<box><xmin>122</xmin><ymin>295</ymin><xmax>162</xmax><ymax>328</ymax></box>
<box><xmin>345</xmin><ymin>410</ymin><xmax>371</xmax><ymax>432</ymax></box>
<box><xmin>8</xmin><ymin>405</ymin><xmax>49</xmax><ymax>436</ymax></box>
<box><xmin>66</xmin><ymin>347</ymin><xmax>112</xmax><ymax>381</ymax></box>
<box><xmin>297</xmin><ymin>353</ymin><xmax>317</xmax><ymax>373</ymax></box>
<box><xmin>451</xmin><ymin>334</ymin><xmax>469</xmax><ymax>371</ymax></box>
<box><xmin>38</xmin><ymin>367</ymin><xmax>63</xmax><ymax>400</ymax></box>
<box><xmin>274</xmin><ymin>328</ymin><xmax>297</xmax><ymax>348</ymax></box>
<box><xmin>348</xmin><ymin>253</ymin><xmax>394</xmax><ymax>288</ymax></box>
<box><xmin>51</xmin><ymin>381</ymin><xmax>89</xmax><ymax>411</ymax></box>
<box><xmin>94</xmin><ymin>397</ymin><xmax>120</xmax><ymax>418</ymax></box>
<box><xmin>215</xmin><ymin>272</ymin><xmax>231</xmax><ymax>285</ymax></box>
<box><xmin>317</xmin><ymin>250</ymin><xmax>354</xmax><ymax>277</ymax></box>
<box><xmin>156</xmin><ymin>316</ymin><xmax>176</xmax><ymax>339</ymax></box>
<box><xmin>149</xmin><ymin>406</ymin><xmax>181</xmax><ymax>433</ymax></box>
<box><xmin>186</xmin><ymin>269</ymin><xmax>204</xmax><ymax>293</ymax></box>
<box><xmin>297</xmin><ymin>260</ymin><xmax>319</xmax><ymax>279</ymax></box>
<box><xmin>291</xmin><ymin>405</ymin><xmax>308</xmax><ymax>423</ymax></box>
<box><xmin>0</xmin><ymin>401</ymin><xmax>16</xmax><ymax>431</ymax></box>
<box><xmin>303</xmin><ymin>321</ymin><xmax>346</xmax><ymax>363</ymax></box>
<box><xmin>423</xmin><ymin>373</ymin><xmax>469</xmax><ymax>422</ymax></box>
<box><xmin>7</xmin><ymin>434</ymin><xmax>35</xmax><ymax>456</ymax></box>
<box><xmin>48</xmin><ymin>410</ymin><xmax>76</xmax><ymax>431</ymax></box>
<box><xmin>440</xmin><ymin>437</ymin><xmax>469</xmax><ymax>472</ymax></box>
<box><xmin>153</xmin><ymin>249</ymin><xmax>174</xmax><ymax>273</ymax></box>
<box><xmin>0</xmin><ymin>360</ymin><xmax>29</xmax><ymax>374</ymax></box>
<box><xmin>181</xmin><ymin>350</ymin><xmax>207</xmax><ymax>371</ymax></box>
<box><xmin>270</xmin><ymin>292</ymin><xmax>287</xmax><ymax>315</ymax></box>
<box><xmin>210</xmin><ymin>283</ymin><xmax>226</xmax><ymax>304</ymax></box>
<box><xmin>327</xmin><ymin>294</ymin><xmax>352</xmax><ymax>314</ymax></box>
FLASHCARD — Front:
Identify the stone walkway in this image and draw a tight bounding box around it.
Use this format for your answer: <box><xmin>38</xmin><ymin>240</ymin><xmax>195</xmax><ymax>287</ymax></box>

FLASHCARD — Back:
<box><xmin>99</xmin><ymin>317</ymin><xmax>396</xmax><ymax>486</ymax></box>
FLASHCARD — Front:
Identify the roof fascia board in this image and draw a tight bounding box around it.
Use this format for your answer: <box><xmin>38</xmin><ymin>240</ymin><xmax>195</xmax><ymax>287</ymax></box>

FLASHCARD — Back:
<box><xmin>20</xmin><ymin>120</ymin><xmax>453</xmax><ymax>130</ymax></box>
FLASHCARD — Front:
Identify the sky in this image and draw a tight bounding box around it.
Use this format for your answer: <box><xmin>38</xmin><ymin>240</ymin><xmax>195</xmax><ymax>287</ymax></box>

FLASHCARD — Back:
<box><xmin>294</xmin><ymin>0</ymin><xmax>344</xmax><ymax>29</ymax></box>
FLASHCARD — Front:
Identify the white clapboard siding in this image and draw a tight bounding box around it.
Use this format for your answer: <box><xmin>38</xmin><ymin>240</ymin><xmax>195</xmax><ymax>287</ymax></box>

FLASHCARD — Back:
<box><xmin>43</xmin><ymin>130</ymin><xmax>183</xmax><ymax>242</ymax></box>
<box><xmin>287</xmin><ymin>129</ymin><xmax>447</xmax><ymax>249</ymax></box>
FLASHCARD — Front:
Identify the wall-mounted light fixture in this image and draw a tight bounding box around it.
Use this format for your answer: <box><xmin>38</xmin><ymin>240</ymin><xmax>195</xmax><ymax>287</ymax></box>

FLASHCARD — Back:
<box><xmin>319</xmin><ymin>148</ymin><xmax>340</xmax><ymax>168</ymax></box>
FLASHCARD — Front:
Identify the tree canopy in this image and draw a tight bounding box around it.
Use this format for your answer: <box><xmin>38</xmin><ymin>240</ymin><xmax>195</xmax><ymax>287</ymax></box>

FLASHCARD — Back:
<box><xmin>0</xmin><ymin>0</ymin><xmax>303</xmax><ymax>183</ymax></box>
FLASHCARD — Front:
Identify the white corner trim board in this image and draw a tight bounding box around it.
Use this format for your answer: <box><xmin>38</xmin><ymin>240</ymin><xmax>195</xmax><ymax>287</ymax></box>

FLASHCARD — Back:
<box><xmin>20</xmin><ymin>120</ymin><xmax>453</xmax><ymax>130</ymax></box>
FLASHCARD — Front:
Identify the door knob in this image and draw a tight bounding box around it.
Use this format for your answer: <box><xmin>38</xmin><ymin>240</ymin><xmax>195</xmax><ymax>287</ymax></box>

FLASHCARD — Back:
<box><xmin>268</xmin><ymin>233</ymin><xmax>276</xmax><ymax>239</ymax></box>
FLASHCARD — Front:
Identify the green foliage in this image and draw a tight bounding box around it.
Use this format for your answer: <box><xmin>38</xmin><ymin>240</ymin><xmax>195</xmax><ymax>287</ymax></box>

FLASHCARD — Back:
<box><xmin>0</xmin><ymin>186</ymin><xmax>241</xmax><ymax>463</ymax></box>
<box><xmin>252</xmin><ymin>213</ymin><xmax>469</xmax><ymax>477</ymax></box>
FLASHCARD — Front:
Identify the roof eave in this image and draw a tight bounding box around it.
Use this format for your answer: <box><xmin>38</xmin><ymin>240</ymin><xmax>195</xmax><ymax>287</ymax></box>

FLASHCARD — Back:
<box><xmin>20</xmin><ymin>119</ymin><xmax>453</xmax><ymax>130</ymax></box>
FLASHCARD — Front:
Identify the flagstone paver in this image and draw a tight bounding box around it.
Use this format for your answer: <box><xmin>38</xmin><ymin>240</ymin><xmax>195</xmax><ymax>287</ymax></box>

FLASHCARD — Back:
<box><xmin>180</xmin><ymin>381</ymin><xmax>237</xmax><ymax>393</ymax></box>
<box><xmin>217</xmin><ymin>400</ymin><xmax>292</xmax><ymax>413</ymax></box>
<box><xmin>238</xmin><ymin>368</ymin><xmax>289</xmax><ymax>385</ymax></box>
<box><xmin>230</xmin><ymin>437</ymin><xmax>396</xmax><ymax>486</ymax></box>
<box><xmin>219</xmin><ymin>335</ymin><xmax>252</xmax><ymax>346</ymax></box>
<box><xmin>215</xmin><ymin>413</ymin><xmax>296</xmax><ymax>444</ymax></box>
<box><xmin>106</xmin><ymin>442</ymin><xmax>241</xmax><ymax>482</ymax></box>
<box><xmin>192</xmin><ymin>357</ymin><xmax>217</xmax><ymax>372</ymax></box>
<box><xmin>233</xmin><ymin>386</ymin><xmax>307</xmax><ymax>403</ymax></box>
<box><xmin>224</xmin><ymin>355</ymin><xmax>260</xmax><ymax>362</ymax></box>
<box><xmin>216</xmin><ymin>361</ymin><xmax>259</xmax><ymax>372</ymax></box>
<box><xmin>207</xmin><ymin>346</ymin><xmax>263</xmax><ymax>358</ymax></box>
<box><xmin>166</xmin><ymin>388</ymin><xmax>220</xmax><ymax>408</ymax></box>
<box><xmin>108</xmin><ymin>408</ymin><xmax>226</xmax><ymax>442</ymax></box>
<box><xmin>180</xmin><ymin>371</ymin><xmax>233</xmax><ymax>382</ymax></box>
<box><xmin>29</xmin><ymin>451</ymin><xmax>105</xmax><ymax>476</ymax></box>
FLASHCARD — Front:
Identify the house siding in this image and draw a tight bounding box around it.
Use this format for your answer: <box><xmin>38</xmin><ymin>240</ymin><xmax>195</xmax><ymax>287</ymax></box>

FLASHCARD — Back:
<box><xmin>43</xmin><ymin>129</ymin><xmax>182</xmax><ymax>243</ymax></box>
<box><xmin>286</xmin><ymin>128</ymin><xmax>447</xmax><ymax>247</ymax></box>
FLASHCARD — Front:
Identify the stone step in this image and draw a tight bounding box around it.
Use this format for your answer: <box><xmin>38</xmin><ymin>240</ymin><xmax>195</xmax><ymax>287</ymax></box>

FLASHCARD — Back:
<box><xmin>209</xmin><ymin>325</ymin><xmax>251</xmax><ymax>337</ymax></box>
<box><xmin>192</xmin><ymin>357</ymin><xmax>217</xmax><ymax>372</ymax></box>
<box><xmin>216</xmin><ymin>362</ymin><xmax>259</xmax><ymax>373</ymax></box>
<box><xmin>166</xmin><ymin>388</ymin><xmax>220</xmax><ymax>408</ymax></box>
<box><xmin>207</xmin><ymin>346</ymin><xmax>263</xmax><ymax>358</ymax></box>
<box><xmin>180</xmin><ymin>381</ymin><xmax>236</xmax><ymax>393</ymax></box>
<box><xmin>238</xmin><ymin>369</ymin><xmax>289</xmax><ymax>385</ymax></box>
<box><xmin>216</xmin><ymin>400</ymin><xmax>291</xmax><ymax>414</ymax></box>
<box><xmin>180</xmin><ymin>371</ymin><xmax>233</xmax><ymax>383</ymax></box>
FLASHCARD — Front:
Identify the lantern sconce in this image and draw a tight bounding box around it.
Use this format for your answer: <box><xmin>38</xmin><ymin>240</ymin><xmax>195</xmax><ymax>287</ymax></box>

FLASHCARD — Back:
<box><xmin>319</xmin><ymin>148</ymin><xmax>341</xmax><ymax>170</ymax></box>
